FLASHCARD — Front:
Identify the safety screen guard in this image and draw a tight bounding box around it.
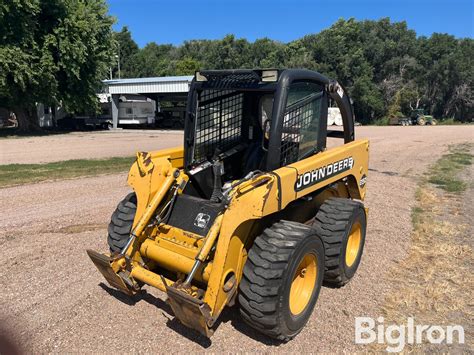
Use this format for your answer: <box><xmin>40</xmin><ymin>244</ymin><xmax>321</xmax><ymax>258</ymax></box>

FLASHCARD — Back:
<box><xmin>192</xmin><ymin>90</ymin><xmax>244</xmax><ymax>165</ymax></box>
<box><xmin>280</xmin><ymin>90</ymin><xmax>324</xmax><ymax>166</ymax></box>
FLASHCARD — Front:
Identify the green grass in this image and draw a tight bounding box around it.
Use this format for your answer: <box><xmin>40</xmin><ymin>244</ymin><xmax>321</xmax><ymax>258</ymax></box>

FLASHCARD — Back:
<box><xmin>0</xmin><ymin>156</ymin><xmax>135</xmax><ymax>187</ymax></box>
<box><xmin>411</xmin><ymin>205</ymin><xmax>424</xmax><ymax>225</ymax></box>
<box><xmin>426</xmin><ymin>143</ymin><xmax>473</xmax><ymax>193</ymax></box>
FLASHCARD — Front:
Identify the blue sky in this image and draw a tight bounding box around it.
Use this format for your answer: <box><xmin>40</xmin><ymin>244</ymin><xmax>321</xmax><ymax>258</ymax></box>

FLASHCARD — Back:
<box><xmin>108</xmin><ymin>0</ymin><xmax>474</xmax><ymax>47</ymax></box>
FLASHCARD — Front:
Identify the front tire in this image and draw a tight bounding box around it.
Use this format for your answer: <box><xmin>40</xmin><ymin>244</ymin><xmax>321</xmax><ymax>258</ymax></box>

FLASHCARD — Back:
<box><xmin>238</xmin><ymin>221</ymin><xmax>325</xmax><ymax>341</ymax></box>
<box><xmin>312</xmin><ymin>198</ymin><xmax>366</xmax><ymax>287</ymax></box>
<box><xmin>107</xmin><ymin>193</ymin><xmax>137</xmax><ymax>253</ymax></box>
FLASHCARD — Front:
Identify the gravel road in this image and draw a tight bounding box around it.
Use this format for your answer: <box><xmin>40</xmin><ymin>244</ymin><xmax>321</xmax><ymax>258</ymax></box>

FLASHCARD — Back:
<box><xmin>0</xmin><ymin>126</ymin><xmax>472</xmax><ymax>353</ymax></box>
<box><xmin>0</xmin><ymin>130</ymin><xmax>183</xmax><ymax>164</ymax></box>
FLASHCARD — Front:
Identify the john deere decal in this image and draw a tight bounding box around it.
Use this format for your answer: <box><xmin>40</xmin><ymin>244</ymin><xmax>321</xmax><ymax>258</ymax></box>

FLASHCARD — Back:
<box><xmin>295</xmin><ymin>157</ymin><xmax>354</xmax><ymax>191</ymax></box>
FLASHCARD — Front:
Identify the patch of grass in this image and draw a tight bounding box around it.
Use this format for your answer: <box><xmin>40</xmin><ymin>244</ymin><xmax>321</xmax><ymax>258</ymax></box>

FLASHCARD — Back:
<box><xmin>411</xmin><ymin>205</ymin><xmax>424</xmax><ymax>225</ymax></box>
<box><xmin>375</xmin><ymin>144</ymin><xmax>473</xmax><ymax>352</ymax></box>
<box><xmin>426</xmin><ymin>143</ymin><xmax>473</xmax><ymax>193</ymax></box>
<box><xmin>0</xmin><ymin>156</ymin><xmax>135</xmax><ymax>187</ymax></box>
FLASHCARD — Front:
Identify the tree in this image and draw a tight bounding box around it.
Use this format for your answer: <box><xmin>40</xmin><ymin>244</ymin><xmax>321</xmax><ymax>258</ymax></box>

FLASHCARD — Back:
<box><xmin>113</xmin><ymin>26</ymin><xmax>139</xmax><ymax>78</ymax></box>
<box><xmin>132</xmin><ymin>42</ymin><xmax>174</xmax><ymax>77</ymax></box>
<box><xmin>88</xmin><ymin>17</ymin><xmax>473</xmax><ymax>123</ymax></box>
<box><xmin>3</xmin><ymin>9</ymin><xmax>472</xmax><ymax>128</ymax></box>
<box><xmin>0</xmin><ymin>0</ymin><xmax>114</xmax><ymax>130</ymax></box>
<box><xmin>204</xmin><ymin>35</ymin><xmax>251</xmax><ymax>69</ymax></box>
<box><xmin>248</xmin><ymin>38</ymin><xmax>285</xmax><ymax>68</ymax></box>
<box><xmin>175</xmin><ymin>56</ymin><xmax>200</xmax><ymax>75</ymax></box>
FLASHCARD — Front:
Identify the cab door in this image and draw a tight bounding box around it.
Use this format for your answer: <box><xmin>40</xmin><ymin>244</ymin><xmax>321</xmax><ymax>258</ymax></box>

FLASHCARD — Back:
<box><xmin>279</xmin><ymin>81</ymin><xmax>328</xmax><ymax>166</ymax></box>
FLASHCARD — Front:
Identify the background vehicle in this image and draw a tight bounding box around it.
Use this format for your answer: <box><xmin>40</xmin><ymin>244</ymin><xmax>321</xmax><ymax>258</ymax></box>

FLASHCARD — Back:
<box><xmin>57</xmin><ymin>114</ymin><xmax>112</xmax><ymax>130</ymax></box>
<box><xmin>88</xmin><ymin>69</ymin><xmax>369</xmax><ymax>340</ymax></box>
<box><xmin>156</xmin><ymin>104</ymin><xmax>186</xmax><ymax>128</ymax></box>
<box><xmin>391</xmin><ymin>109</ymin><xmax>437</xmax><ymax>126</ymax></box>
<box><xmin>114</xmin><ymin>96</ymin><xmax>155</xmax><ymax>126</ymax></box>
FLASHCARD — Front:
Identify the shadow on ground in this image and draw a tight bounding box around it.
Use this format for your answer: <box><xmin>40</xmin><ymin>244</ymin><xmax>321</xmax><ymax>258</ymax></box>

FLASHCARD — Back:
<box><xmin>99</xmin><ymin>282</ymin><xmax>281</xmax><ymax>348</ymax></box>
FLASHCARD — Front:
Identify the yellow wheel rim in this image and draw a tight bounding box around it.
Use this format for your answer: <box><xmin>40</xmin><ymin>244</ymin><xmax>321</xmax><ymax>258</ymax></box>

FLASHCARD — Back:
<box><xmin>289</xmin><ymin>253</ymin><xmax>317</xmax><ymax>316</ymax></box>
<box><xmin>345</xmin><ymin>222</ymin><xmax>361</xmax><ymax>267</ymax></box>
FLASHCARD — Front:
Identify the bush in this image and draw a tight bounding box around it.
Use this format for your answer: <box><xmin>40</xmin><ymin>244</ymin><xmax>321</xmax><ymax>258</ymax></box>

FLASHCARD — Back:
<box><xmin>372</xmin><ymin>117</ymin><xmax>390</xmax><ymax>126</ymax></box>
<box><xmin>438</xmin><ymin>118</ymin><xmax>460</xmax><ymax>125</ymax></box>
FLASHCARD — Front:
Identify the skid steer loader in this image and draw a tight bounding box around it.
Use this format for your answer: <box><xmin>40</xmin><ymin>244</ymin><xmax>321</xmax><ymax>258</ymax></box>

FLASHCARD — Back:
<box><xmin>88</xmin><ymin>69</ymin><xmax>369</xmax><ymax>340</ymax></box>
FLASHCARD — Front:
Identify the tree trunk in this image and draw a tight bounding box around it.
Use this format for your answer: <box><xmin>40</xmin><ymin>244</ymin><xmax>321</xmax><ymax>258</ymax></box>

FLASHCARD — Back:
<box><xmin>14</xmin><ymin>106</ymin><xmax>40</xmax><ymax>132</ymax></box>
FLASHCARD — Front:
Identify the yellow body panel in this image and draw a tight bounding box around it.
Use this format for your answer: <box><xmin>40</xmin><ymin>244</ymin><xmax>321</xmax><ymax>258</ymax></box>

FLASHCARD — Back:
<box><xmin>149</xmin><ymin>146</ymin><xmax>184</xmax><ymax>168</ymax></box>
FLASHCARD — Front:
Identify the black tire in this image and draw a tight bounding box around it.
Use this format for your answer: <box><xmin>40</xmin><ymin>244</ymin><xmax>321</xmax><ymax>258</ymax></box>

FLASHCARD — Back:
<box><xmin>312</xmin><ymin>198</ymin><xmax>366</xmax><ymax>288</ymax></box>
<box><xmin>107</xmin><ymin>193</ymin><xmax>137</xmax><ymax>253</ymax></box>
<box><xmin>238</xmin><ymin>220</ymin><xmax>325</xmax><ymax>341</ymax></box>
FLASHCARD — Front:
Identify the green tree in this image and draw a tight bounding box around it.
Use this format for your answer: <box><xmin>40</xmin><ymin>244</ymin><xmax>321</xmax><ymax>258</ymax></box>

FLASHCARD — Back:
<box><xmin>249</xmin><ymin>38</ymin><xmax>285</xmax><ymax>68</ymax></box>
<box><xmin>0</xmin><ymin>0</ymin><xmax>114</xmax><ymax>130</ymax></box>
<box><xmin>113</xmin><ymin>26</ymin><xmax>139</xmax><ymax>78</ymax></box>
<box><xmin>283</xmin><ymin>40</ymin><xmax>318</xmax><ymax>69</ymax></box>
<box><xmin>133</xmin><ymin>42</ymin><xmax>174</xmax><ymax>77</ymax></box>
<box><xmin>204</xmin><ymin>35</ymin><xmax>251</xmax><ymax>69</ymax></box>
<box><xmin>175</xmin><ymin>56</ymin><xmax>200</xmax><ymax>75</ymax></box>
<box><xmin>417</xmin><ymin>35</ymin><xmax>473</xmax><ymax>120</ymax></box>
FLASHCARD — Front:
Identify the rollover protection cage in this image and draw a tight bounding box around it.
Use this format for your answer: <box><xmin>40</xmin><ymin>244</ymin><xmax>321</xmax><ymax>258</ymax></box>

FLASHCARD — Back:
<box><xmin>185</xmin><ymin>70</ymin><xmax>277</xmax><ymax>170</ymax></box>
<box><xmin>185</xmin><ymin>69</ymin><xmax>355</xmax><ymax>172</ymax></box>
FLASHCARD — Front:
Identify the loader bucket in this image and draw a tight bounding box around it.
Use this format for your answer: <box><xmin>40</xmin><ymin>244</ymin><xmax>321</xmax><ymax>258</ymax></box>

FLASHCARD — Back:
<box><xmin>86</xmin><ymin>250</ymin><xmax>136</xmax><ymax>296</ymax></box>
<box><xmin>165</xmin><ymin>284</ymin><xmax>214</xmax><ymax>337</ymax></box>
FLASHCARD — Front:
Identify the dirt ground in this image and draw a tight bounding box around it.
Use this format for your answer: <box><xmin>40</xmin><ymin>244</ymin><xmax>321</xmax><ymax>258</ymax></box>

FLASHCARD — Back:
<box><xmin>0</xmin><ymin>129</ymin><xmax>183</xmax><ymax>164</ymax></box>
<box><xmin>0</xmin><ymin>126</ymin><xmax>472</xmax><ymax>353</ymax></box>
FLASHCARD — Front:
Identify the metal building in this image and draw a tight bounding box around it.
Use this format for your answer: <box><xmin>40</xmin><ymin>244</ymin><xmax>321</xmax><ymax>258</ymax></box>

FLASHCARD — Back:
<box><xmin>103</xmin><ymin>76</ymin><xmax>193</xmax><ymax>128</ymax></box>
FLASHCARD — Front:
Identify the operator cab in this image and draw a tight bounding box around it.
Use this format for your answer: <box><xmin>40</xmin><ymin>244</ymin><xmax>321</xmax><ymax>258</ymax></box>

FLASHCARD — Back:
<box><xmin>181</xmin><ymin>69</ymin><xmax>355</xmax><ymax>201</ymax></box>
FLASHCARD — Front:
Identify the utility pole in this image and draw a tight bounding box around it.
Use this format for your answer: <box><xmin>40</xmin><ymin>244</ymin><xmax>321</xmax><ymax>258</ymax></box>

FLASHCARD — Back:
<box><xmin>117</xmin><ymin>43</ymin><xmax>121</xmax><ymax>79</ymax></box>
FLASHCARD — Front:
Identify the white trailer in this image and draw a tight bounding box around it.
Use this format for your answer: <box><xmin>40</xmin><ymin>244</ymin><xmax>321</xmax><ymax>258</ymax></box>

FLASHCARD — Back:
<box><xmin>99</xmin><ymin>94</ymin><xmax>156</xmax><ymax>127</ymax></box>
<box><xmin>116</xmin><ymin>98</ymin><xmax>155</xmax><ymax>126</ymax></box>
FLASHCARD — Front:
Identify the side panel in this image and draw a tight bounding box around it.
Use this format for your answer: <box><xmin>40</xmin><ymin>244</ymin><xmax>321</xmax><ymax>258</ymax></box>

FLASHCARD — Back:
<box><xmin>276</xmin><ymin>139</ymin><xmax>369</xmax><ymax>207</ymax></box>
<box><xmin>127</xmin><ymin>149</ymin><xmax>183</xmax><ymax>228</ymax></box>
<box><xmin>149</xmin><ymin>146</ymin><xmax>184</xmax><ymax>168</ymax></box>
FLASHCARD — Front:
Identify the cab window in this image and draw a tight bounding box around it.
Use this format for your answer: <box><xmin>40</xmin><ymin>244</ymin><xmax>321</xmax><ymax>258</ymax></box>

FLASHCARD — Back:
<box><xmin>281</xmin><ymin>81</ymin><xmax>324</xmax><ymax>165</ymax></box>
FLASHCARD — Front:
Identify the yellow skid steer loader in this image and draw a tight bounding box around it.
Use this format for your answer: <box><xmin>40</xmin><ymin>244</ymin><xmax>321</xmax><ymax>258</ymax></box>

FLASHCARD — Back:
<box><xmin>88</xmin><ymin>69</ymin><xmax>369</xmax><ymax>340</ymax></box>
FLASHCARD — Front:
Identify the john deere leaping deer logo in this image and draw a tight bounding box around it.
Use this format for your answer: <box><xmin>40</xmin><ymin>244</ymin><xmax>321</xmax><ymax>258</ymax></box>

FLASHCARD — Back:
<box><xmin>194</xmin><ymin>213</ymin><xmax>211</xmax><ymax>229</ymax></box>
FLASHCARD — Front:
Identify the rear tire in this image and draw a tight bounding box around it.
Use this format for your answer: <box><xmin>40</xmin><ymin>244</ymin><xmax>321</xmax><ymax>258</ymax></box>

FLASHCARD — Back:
<box><xmin>238</xmin><ymin>220</ymin><xmax>325</xmax><ymax>341</ymax></box>
<box><xmin>312</xmin><ymin>198</ymin><xmax>366</xmax><ymax>287</ymax></box>
<box><xmin>107</xmin><ymin>193</ymin><xmax>137</xmax><ymax>253</ymax></box>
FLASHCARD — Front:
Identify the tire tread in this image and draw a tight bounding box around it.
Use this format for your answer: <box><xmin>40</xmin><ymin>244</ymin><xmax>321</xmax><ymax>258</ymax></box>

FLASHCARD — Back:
<box><xmin>107</xmin><ymin>193</ymin><xmax>136</xmax><ymax>253</ymax></box>
<box><xmin>313</xmin><ymin>197</ymin><xmax>364</xmax><ymax>287</ymax></box>
<box><xmin>238</xmin><ymin>221</ymin><xmax>319</xmax><ymax>341</ymax></box>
